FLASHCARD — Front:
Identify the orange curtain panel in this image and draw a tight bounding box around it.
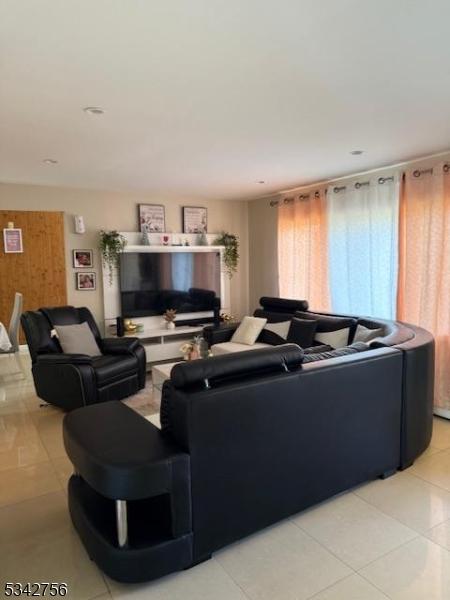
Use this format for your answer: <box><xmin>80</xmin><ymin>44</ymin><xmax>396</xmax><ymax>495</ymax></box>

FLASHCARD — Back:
<box><xmin>397</xmin><ymin>166</ymin><xmax>450</xmax><ymax>413</ymax></box>
<box><xmin>278</xmin><ymin>190</ymin><xmax>330</xmax><ymax>311</ymax></box>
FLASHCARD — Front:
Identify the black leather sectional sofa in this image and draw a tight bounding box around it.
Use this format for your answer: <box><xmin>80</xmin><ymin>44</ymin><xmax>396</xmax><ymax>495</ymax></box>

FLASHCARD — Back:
<box><xmin>63</xmin><ymin>297</ymin><xmax>434</xmax><ymax>583</ymax></box>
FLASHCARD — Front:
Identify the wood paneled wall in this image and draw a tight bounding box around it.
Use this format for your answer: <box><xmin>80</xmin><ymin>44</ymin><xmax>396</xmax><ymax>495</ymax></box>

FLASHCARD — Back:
<box><xmin>0</xmin><ymin>211</ymin><xmax>67</xmax><ymax>340</ymax></box>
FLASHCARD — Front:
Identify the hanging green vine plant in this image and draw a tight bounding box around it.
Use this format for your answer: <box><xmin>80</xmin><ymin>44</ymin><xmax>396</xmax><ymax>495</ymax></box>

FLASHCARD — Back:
<box><xmin>213</xmin><ymin>232</ymin><xmax>239</xmax><ymax>278</ymax></box>
<box><xmin>99</xmin><ymin>230</ymin><xmax>127</xmax><ymax>285</ymax></box>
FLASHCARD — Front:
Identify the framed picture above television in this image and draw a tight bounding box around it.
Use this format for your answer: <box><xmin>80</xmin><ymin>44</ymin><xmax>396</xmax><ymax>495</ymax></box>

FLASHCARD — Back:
<box><xmin>182</xmin><ymin>206</ymin><xmax>207</xmax><ymax>234</ymax></box>
<box><xmin>138</xmin><ymin>204</ymin><xmax>165</xmax><ymax>233</ymax></box>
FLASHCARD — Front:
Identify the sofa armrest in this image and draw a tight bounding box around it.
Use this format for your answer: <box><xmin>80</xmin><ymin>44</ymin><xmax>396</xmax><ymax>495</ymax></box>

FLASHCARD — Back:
<box><xmin>36</xmin><ymin>353</ymin><xmax>93</xmax><ymax>365</ymax></box>
<box><xmin>63</xmin><ymin>401</ymin><xmax>192</xmax><ymax>536</ymax></box>
<box><xmin>203</xmin><ymin>323</ymin><xmax>239</xmax><ymax>347</ymax></box>
<box><xmin>101</xmin><ymin>337</ymin><xmax>140</xmax><ymax>355</ymax></box>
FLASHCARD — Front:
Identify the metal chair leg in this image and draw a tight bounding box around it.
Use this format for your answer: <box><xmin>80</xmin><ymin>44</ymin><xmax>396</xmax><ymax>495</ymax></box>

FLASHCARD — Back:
<box><xmin>115</xmin><ymin>500</ymin><xmax>128</xmax><ymax>548</ymax></box>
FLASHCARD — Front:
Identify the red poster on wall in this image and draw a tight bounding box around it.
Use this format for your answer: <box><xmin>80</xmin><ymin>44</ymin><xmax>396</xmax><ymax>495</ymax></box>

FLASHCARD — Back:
<box><xmin>3</xmin><ymin>228</ymin><xmax>23</xmax><ymax>253</ymax></box>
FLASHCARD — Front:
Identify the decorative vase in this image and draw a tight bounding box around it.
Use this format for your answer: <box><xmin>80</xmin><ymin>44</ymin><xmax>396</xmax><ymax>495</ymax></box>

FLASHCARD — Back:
<box><xmin>141</xmin><ymin>229</ymin><xmax>150</xmax><ymax>245</ymax></box>
<box><xmin>166</xmin><ymin>321</ymin><xmax>175</xmax><ymax>330</ymax></box>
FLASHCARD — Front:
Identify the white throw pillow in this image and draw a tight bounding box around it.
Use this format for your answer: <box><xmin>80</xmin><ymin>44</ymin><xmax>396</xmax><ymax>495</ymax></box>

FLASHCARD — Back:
<box><xmin>315</xmin><ymin>328</ymin><xmax>350</xmax><ymax>349</ymax></box>
<box><xmin>231</xmin><ymin>316</ymin><xmax>268</xmax><ymax>346</ymax></box>
<box><xmin>264</xmin><ymin>320</ymin><xmax>291</xmax><ymax>339</ymax></box>
<box><xmin>353</xmin><ymin>324</ymin><xmax>384</xmax><ymax>343</ymax></box>
<box><xmin>54</xmin><ymin>322</ymin><xmax>102</xmax><ymax>356</ymax></box>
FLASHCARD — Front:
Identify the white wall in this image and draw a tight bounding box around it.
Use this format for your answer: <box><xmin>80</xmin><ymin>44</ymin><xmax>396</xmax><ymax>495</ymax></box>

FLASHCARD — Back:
<box><xmin>0</xmin><ymin>183</ymin><xmax>249</xmax><ymax>325</ymax></box>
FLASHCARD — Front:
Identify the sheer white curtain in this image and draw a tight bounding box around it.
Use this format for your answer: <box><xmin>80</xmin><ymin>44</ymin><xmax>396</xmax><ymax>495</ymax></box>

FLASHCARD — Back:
<box><xmin>327</xmin><ymin>175</ymin><xmax>400</xmax><ymax>318</ymax></box>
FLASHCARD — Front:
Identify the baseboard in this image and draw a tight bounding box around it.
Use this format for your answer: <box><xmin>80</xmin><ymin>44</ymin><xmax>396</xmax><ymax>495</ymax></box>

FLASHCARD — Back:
<box><xmin>433</xmin><ymin>407</ymin><xmax>450</xmax><ymax>420</ymax></box>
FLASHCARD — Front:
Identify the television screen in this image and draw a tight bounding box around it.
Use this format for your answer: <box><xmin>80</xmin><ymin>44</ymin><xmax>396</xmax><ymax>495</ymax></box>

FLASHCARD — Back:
<box><xmin>119</xmin><ymin>251</ymin><xmax>221</xmax><ymax>317</ymax></box>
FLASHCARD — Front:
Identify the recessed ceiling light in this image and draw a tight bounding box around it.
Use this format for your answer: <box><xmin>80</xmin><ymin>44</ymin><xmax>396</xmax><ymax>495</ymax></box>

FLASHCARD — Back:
<box><xmin>83</xmin><ymin>106</ymin><xmax>104</xmax><ymax>115</ymax></box>
<box><xmin>350</xmin><ymin>150</ymin><xmax>364</xmax><ymax>155</ymax></box>
<box><xmin>43</xmin><ymin>158</ymin><xmax>58</xmax><ymax>164</ymax></box>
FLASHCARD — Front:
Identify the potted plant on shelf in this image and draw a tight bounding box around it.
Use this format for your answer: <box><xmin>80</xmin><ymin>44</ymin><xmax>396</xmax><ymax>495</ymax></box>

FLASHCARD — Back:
<box><xmin>213</xmin><ymin>232</ymin><xmax>239</xmax><ymax>278</ymax></box>
<box><xmin>99</xmin><ymin>230</ymin><xmax>127</xmax><ymax>285</ymax></box>
<box><xmin>163</xmin><ymin>308</ymin><xmax>177</xmax><ymax>330</ymax></box>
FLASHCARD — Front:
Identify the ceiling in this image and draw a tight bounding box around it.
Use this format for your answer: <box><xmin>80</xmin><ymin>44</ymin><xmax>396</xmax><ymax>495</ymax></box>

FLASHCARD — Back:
<box><xmin>1</xmin><ymin>0</ymin><xmax>450</xmax><ymax>201</ymax></box>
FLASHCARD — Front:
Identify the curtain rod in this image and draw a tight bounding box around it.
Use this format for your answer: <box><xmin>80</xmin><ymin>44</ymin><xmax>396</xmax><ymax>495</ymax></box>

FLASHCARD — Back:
<box><xmin>270</xmin><ymin>175</ymin><xmax>395</xmax><ymax>205</ymax></box>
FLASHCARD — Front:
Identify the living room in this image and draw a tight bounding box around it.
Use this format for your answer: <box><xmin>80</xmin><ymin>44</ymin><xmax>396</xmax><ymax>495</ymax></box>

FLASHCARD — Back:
<box><xmin>1</xmin><ymin>1</ymin><xmax>450</xmax><ymax>599</ymax></box>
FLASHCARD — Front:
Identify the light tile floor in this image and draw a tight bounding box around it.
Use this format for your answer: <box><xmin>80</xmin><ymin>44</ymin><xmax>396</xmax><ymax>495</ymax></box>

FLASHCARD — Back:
<box><xmin>2</xmin><ymin>352</ymin><xmax>450</xmax><ymax>599</ymax></box>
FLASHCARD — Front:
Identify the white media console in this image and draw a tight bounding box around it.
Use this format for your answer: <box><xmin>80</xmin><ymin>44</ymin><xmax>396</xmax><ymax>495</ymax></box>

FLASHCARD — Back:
<box><xmin>102</xmin><ymin>232</ymin><xmax>229</xmax><ymax>365</ymax></box>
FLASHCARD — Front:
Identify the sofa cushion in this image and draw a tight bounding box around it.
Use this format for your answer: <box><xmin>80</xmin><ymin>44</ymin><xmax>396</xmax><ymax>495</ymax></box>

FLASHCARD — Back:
<box><xmin>287</xmin><ymin>317</ymin><xmax>318</xmax><ymax>348</ymax></box>
<box><xmin>353</xmin><ymin>324</ymin><xmax>385</xmax><ymax>343</ymax></box>
<box><xmin>303</xmin><ymin>342</ymin><xmax>369</xmax><ymax>363</ymax></box>
<box><xmin>257</xmin><ymin>320</ymin><xmax>291</xmax><ymax>345</ymax></box>
<box><xmin>92</xmin><ymin>354</ymin><xmax>138</xmax><ymax>385</ymax></box>
<box><xmin>303</xmin><ymin>344</ymin><xmax>333</xmax><ymax>354</ymax></box>
<box><xmin>54</xmin><ymin>322</ymin><xmax>102</xmax><ymax>356</ymax></box>
<box><xmin>212</xmin><ymin>342</ymin><xmax>271</xmax><ymax>356</ymax></box>
<box><xmin>231</xmin><ymin>316</ymin><xmax>267</xmax><ymax>346</ymax></box>
<box><xmin>295</xmin><ymin>311</ymin><xmax>357</xmax><ymax>348</ymax></box>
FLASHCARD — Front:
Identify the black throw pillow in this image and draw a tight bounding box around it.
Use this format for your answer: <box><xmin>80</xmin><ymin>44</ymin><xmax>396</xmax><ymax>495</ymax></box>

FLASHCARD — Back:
<box><xmin>257</xmin><ymin>329</ymin><xmax>286</xmax><ymax>345</ymax></box>
<box><xmin>287</xmin><ymin>318</ymin><xmax>318</xmax><ymax>348</ymax></box>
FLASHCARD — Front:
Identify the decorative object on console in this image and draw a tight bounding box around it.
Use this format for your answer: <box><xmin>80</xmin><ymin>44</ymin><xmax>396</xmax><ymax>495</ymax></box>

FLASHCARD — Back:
<box><xmin>73</xmin><ymin>249</ymin><xmax>93</xmax><ymax>268</ymax></box>
<box><xmin>141</xmin><ymin>225</ymin><xmax>151</xmax><ymax>246</ymax></box>
<box><xmin>183</xmin><ymin>206</ymin><xmax>207</xmax><ymax>234</ymax></box>
<box><xmin>116</xmin><ymin>316</ymin><xmax>125</xmax><ymax>337</ymax></box>
<box><xmin>213</xmin><ymin>231</ymin><xmax>239</xmax><ymax>278</ymax></box>
<box><xmin>99</xmin><ymin>230</ymin><xmax>126</xmax><ymax>285</ymax></box>
<box><xmin>123</xmin><ymin>318</ymin><xmax>137</xmax><ymax>333</ymax></box>
<box><xmin>196</xmin><ymin>232</ymin><xmax>208</xmax><ymax>246</ymax></box>
<box><xmin>163</xmin><ymin>308</ymin><xmax>177</xmax><ymax>330</ymax></box>
<box><xmin>138</xmin><ymin>204</ymin><xmax>165</xmax><ymax>233</ymax></box>
<box><xmin>76</xmin><ymin>272</ymin><xmax>96</xmax><ymax>290</ymax></box>
<box><xmin>220</xmin><ymin>312</ymin><xmax>235</xmax><ymax>323</ymax></box>
<box><xmin>3</xmin><ymin>226</ymin><xmax>23</xmax><ymax>253</ymax></box>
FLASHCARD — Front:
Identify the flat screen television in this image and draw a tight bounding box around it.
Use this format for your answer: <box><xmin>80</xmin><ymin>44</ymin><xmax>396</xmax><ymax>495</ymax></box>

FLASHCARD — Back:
<box><xmin>119</xmin><ymin>251</ymin><xmax>221</xmax><ymax>318</ymax></box>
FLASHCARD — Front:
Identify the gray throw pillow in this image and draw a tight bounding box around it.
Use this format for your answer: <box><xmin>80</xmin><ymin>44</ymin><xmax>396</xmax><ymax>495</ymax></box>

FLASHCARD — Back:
<box><xmin>54</xmin><ymin>322</ymin><xmax>102</xmax><ymax>356</ymax></box>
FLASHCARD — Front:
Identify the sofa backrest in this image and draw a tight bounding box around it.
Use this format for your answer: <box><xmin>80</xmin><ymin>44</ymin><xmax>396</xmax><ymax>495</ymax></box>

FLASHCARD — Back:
<box><xmin>170</xmin><ymin>344</ymin><xmax>303</xmax><ymax>390</ymax></box>
<box><xmin>161</xmin><ymin>346</ymin><xmax>403</xmax><ymax>560</ymax></box>
<box><xmin>40</xmin><ymin>306</ymin><xmax>102</xmax><ymax>343</ymax></box>
<box><xmin>21</xmin><ymin>310</ymin><xmax>61</xmax><ymax>362</ymax></box>
<box><xmin>253</xmin><ymin>296</ymin><xmax>309</xmax><ymax>322</ymax></box>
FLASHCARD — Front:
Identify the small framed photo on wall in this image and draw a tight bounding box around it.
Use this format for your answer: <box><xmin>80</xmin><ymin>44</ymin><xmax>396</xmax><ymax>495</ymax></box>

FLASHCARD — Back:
<box><xmin>3</xmin><ymin>228</ymin><xmax>23</xmax><ymax>253</ymax></box>
<box><xmin>138</xmin><ymin>204</ymin><xmax>166</xmax><ymax>233</ymax></box>
<box><xmin>73</xmin><ymin>249</ymin><xmax>93</xmax><ymax>268</ymax></box>
<box><xmin>76</xmin><ymin>272</ymin><xmax>96</xmax><ymax>291</ymax></box>
<box><xmin>182</xmin><ymin>206</ymin><xmax>207</xmax><ymax>234</ymax></box>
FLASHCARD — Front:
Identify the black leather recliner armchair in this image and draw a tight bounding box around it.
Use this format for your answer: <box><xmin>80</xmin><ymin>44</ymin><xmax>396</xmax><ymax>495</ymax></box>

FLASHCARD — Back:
<box><xmin>21</xmin><ymin>306</ymin><xmax>146</xmax><ymax>411</ymax></box>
